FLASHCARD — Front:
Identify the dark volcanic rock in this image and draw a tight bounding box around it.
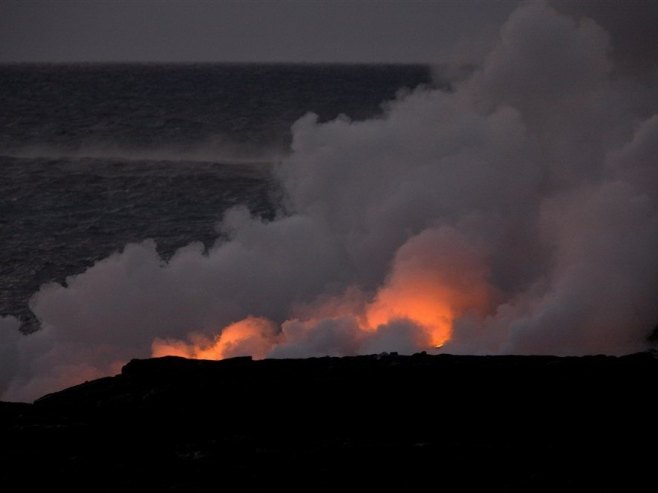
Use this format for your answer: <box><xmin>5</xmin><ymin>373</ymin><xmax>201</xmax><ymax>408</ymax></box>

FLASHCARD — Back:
<box><xmin>1</xmin><ymin>353</ymin><xmax>657</xmax><ymax>490</ymax></box>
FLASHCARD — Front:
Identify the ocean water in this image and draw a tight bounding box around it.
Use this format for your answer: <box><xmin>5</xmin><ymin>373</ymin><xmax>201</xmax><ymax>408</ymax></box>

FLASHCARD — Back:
<box><xmin>0</xmin><ymin>63</ymin><xmax>431</xmax><ymax>330</ymax></box>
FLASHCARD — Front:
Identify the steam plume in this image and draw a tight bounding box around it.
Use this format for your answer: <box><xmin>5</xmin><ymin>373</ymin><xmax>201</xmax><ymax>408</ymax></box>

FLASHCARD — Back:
<box><xmin>3</xmin><ymin>0</ymin><xmax>657</xmax><ymax>401</ymax></box>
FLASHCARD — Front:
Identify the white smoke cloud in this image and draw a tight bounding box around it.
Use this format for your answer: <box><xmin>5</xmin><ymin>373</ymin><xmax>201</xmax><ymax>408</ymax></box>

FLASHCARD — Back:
<box><xmin>3</xmin><ymin>0</ymin><xmax>657</xmax><ymax>401</ymax></box>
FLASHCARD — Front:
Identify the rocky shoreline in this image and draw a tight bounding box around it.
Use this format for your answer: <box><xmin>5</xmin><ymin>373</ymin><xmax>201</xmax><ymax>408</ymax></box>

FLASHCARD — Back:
<box><xmin>2</xmin><ymin>352</ymin><xmax>656</xmax><ymax>490</ymax></box>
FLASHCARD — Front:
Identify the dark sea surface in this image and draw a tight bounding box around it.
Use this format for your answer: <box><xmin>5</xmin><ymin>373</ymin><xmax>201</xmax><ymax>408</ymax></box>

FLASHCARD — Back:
<box><xmin>0</xmin><ymin>63</ymin><xmax>431</xmax><ymax>330</ymax></box>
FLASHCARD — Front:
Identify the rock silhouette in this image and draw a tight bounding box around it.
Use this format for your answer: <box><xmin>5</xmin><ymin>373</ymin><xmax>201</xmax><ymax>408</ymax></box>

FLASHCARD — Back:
<box><xmin>2</xmin><ymin>352</ymin><xmax>656</xmax><ymax>490</ymax></box>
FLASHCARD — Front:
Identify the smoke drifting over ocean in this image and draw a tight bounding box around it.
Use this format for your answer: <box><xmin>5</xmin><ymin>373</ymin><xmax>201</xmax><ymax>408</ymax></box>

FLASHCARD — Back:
<box><xmin>2</xmin><ymin>1</ymin><xmax>658</xmax><ymax>401</ymax></box>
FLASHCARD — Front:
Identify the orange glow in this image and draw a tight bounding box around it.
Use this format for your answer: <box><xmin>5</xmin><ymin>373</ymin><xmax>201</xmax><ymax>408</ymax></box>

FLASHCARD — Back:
<box><xmin>151</xmin><ymin>230</ymin><xmax>492</xmax><ymax>359</ymax></box>
<box><xmin>363</xmin><ymin>268</ymin><xmax>489</xmax><ymax>347</ymax></box>
<box><xmin>363</xmin><ymin>228</ymin><xmax>492</xmax><ymax>347</ymax></box>
<box><xmin>365</xmin><ymin>286</ymin><xmax>455</xmax><ymax>347</ymax></box>
<box><xmin>151</xmin><ymin>272</ymin><xmax>488</xmax><ymax>359</ymax></box>
<box><xmin>152</xmin><ymin>316</ymin><xmax>278</xmax><ymax>360</ymax></box>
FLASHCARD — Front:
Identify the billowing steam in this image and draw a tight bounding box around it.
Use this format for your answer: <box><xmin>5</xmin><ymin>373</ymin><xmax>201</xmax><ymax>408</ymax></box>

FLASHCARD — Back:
<box><xmin>2</xmin><ymin>0</ymin><xmax>657</xmax><ymax>401</ymax></box>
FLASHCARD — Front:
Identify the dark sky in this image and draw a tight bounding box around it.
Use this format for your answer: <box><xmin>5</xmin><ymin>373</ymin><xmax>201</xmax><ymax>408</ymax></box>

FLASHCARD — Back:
<box><xmin>0</xmin><ymin>0</ymin><xmax>519</xmax><ymax>64</ymax></box>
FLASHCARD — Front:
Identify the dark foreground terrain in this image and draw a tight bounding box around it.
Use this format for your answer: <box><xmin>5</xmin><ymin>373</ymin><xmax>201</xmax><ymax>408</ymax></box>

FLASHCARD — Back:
<box><xmin>1</xmin><ymin>352</ymin><xmax>657</xmax><ymax>491</ymax></box>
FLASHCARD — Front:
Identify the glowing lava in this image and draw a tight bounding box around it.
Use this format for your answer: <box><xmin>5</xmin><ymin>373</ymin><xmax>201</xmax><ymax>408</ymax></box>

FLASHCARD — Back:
<box><xmin>152</xmin><ymin>316</ymin><xmax>278</xmax><ymax>360</ymax></box>
<box><xmin>152</xmin><ymin>228</ymin><xmax>492</xmax><ymax>360</ymax></box>
<box><xmin>362</xmin><ymin>227</ymin><xmax>492</xmax><ymax>347</ymax></box>
<box><xmin>364</xmin><ymin>286</ymin><xmax>456</xmax><ymax>348</ymax></box>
